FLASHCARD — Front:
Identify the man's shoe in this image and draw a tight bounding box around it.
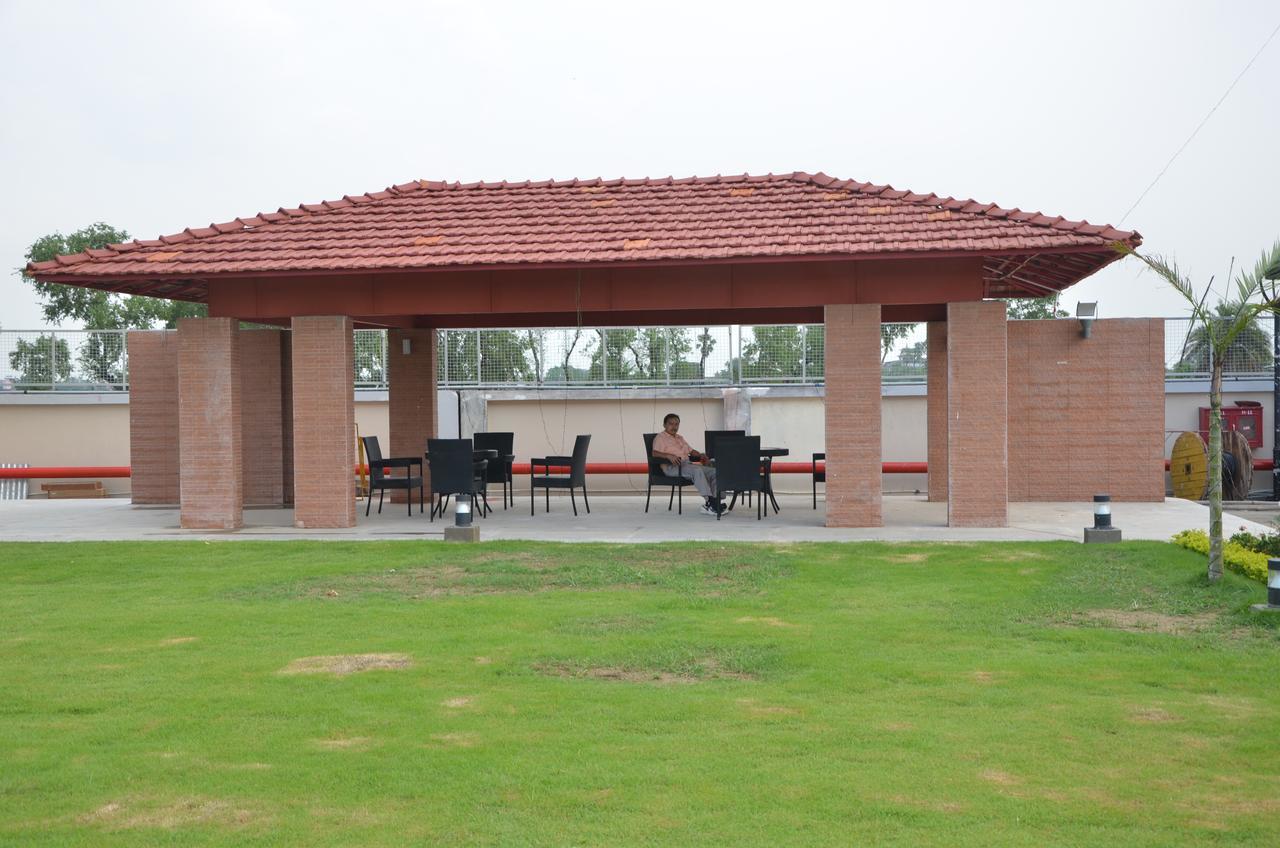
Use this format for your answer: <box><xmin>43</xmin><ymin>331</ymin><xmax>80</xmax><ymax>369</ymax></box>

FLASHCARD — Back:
<box><xmin>700</xmin><ymin>503</ymin><xmax>718</xmax><ymax>516</ymax></box>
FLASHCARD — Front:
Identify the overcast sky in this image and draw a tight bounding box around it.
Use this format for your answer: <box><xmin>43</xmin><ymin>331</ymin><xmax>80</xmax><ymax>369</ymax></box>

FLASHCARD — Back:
<box><xmin>1</xmin><ymin>0</ymin><xmax>1277</xmax><ymax>330</ymax></box>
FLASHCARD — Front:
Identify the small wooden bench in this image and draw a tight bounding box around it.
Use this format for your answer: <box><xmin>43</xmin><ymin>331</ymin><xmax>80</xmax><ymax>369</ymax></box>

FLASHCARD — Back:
<box><xmin>41</xmin><ymin>482</ymin><xmax>106</xmax><ymax>499</ymax></box>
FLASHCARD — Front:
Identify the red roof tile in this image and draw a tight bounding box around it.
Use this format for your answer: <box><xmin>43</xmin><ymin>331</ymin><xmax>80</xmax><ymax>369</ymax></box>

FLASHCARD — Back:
<box><xmin>26</xmin><ymin>171</ymin><xmax>1138</xmax><ymax>298</ymax></box>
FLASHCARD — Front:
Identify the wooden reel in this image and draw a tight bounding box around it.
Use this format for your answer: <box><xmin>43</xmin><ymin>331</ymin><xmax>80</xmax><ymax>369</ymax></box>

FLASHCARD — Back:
<box><xmin>1169</xmin><ymin>430</ymin><xmax>1254</xmax><ymax>501</ymax></box>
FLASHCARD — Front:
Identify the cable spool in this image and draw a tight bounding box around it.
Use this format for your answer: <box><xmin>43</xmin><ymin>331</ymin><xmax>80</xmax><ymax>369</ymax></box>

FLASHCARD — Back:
<box><xmin>1222</xmin><ymin>429</ymin><xmax>1254</xmax><ymax>501</ymax></box>
<box><xmin>1170</xmin><ymin>431</ymin><xmax>1208</xmax><ymax>499</ymax></box>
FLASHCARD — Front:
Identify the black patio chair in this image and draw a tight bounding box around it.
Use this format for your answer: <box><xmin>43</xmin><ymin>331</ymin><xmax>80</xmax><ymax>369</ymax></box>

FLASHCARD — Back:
<box><xmin>713</xmin><ymin>436</ymin><xmax>767</xmax><ymax>521</ymax></box>
<box><xmin>643</xmin><ymin>432</ymin><xmax>693</xmax><ymax>514</ymax></box>
<box><xmin>812</xmin><ymin>452</ymin><xmax>825</xmax><ymax>509</ymax></box>
<box><xmin>426</xmin><ymin>438</ymin><xmax>488</xmax><ymax>522</ymax></box>
<box><xmin>530</xmin><ymin>434</ymin><xmax>591</xmax><ymax>516</ymax></box>
<box><xmin>360</xmin><ymin>436</ymin><xmax>424</xmax><ymax>517</ymax></box>
<box><xmin>473</xmin><ymin>431</ymin><xmax>515</xmax><ymax>509</ymax></box>
<box><xmin>705</xmin><ymin>429</ymin><xmax>751</xmax><ymax>510</ymax></box>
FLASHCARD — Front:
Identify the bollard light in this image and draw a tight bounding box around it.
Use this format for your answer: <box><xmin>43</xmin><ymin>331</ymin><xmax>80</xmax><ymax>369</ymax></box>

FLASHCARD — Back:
<box><xmin>455</xmin><ymin>497</ymin><xmax>472</xmax><ymax>527</ymax></box>
<box><xmin>1084</xmin><ymin>494</ymin><xmax>1121</xmax><ymax>543</ymax></box>
<box><xmin>1252</xmin><ymin>559</ymin><xmax>1280</xmax><ymax>613</ymax></box>
<box><xmin>1092</xmin><ymin>494</ymin><xmax>1111</xmax><ymax>529</ymax></box>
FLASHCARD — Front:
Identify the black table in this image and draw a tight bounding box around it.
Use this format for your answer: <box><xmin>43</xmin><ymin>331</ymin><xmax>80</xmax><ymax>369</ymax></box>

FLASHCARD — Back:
<box><xmin>473</xmin><ymin>449</ymin><xmax>498</xmax><ymax>515</ymax></box>
<box><xmin>759</xmin><ymin>448</ymin><xmax>789</xmax><ymax>513</ymax></box>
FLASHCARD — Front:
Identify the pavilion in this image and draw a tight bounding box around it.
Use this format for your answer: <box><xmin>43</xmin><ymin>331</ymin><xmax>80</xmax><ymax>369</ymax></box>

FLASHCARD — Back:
<box><xmin>26</xmin><ymin>172</ymin><xmax>1164</xmax><ymax>530</ymax></box>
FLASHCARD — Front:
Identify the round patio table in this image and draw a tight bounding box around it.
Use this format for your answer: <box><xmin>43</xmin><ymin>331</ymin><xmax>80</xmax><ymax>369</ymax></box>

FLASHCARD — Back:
<box><xmin>759</xmin><ymin>448</ymin><xmax>789</xmax><ymax>513</ymax></box>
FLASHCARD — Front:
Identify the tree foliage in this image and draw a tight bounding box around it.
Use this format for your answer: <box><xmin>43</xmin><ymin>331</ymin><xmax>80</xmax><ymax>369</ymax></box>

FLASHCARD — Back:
<box><xmin>1002</xmin><ymin>295</ymin><xmax>1068</xmax><ymax>320</ymax></box>
<box><xmin>22</xmin><ymin>223</ymin><xmax>206</xmax><ymax>330</ymax></box>
<box><xmin>8</xmin><ymin>334</ymin><xmax>71</xmax><ymax>387</ymax></box>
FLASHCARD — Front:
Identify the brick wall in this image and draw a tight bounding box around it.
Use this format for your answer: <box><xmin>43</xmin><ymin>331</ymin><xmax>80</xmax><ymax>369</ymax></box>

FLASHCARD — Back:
<box><xmin>291</xmin><ymin>316</ymin><xmax>356</xmax><ymax>528</ymax></box>
<box><xmin>926</xmin><ymin>321</ymin><xmax>948</xmax><ymax>502</ymax></box>
<box><xmin>240</xmin><ymin>329</ymin><xmax>284</xmax><ymax>506</ymax></box>
<box><xmin>824</xmin><ymin>304</ymin><xmax>882</xmax><ymax>526</ymax></box>
<box><xmin>127</xmin><ymin>330</ymin><xmax>179</xmax><ymax>504</ymax></box>
<box><xmin>947</xmin><ymin>302</ymin><xmax>1008</xmax><ymax>527</ymax></box>
<box><xmin>280</xmin><ymin>332</ymin><xmax>294</xmax><ymax>505</ymax></box>
<box><xmin>177</xmin><ymin>318</ymin><xmax>243</xmax><ymax>529</ymax></box>
<box><xmin>1008</xmin><ymin>318</ymin><xmax>1164</xmax><ymax>501</ymax></box>
<box><xmin>387</xmin><ymin>329</ymin><xmax>437</xmax><ymax>502</ymax></box>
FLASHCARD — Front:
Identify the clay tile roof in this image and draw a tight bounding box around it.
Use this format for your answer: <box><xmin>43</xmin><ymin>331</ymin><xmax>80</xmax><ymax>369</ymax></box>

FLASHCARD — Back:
<box><xmin>26</xmin><ymin>171</ymin><xmax>1139</xmax><ymax>300</ymax></box>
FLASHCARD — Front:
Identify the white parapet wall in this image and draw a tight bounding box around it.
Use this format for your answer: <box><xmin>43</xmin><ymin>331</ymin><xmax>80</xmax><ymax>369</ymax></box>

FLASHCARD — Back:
<box><xmin>0</xmin><ymin>382</ymin><xmax>1272</xmax><ymax>497</ymax></box>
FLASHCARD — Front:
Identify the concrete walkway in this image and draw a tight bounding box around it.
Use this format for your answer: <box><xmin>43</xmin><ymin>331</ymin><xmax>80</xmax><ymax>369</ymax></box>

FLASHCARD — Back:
<box><xmin>0</xmin><ymin>494</ymin><xmax>1272</xmax><ymax>543</ymax></box>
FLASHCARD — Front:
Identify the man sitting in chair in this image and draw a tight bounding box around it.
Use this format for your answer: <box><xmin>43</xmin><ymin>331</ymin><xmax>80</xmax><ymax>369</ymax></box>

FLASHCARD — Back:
<box><xmin>652</xmin><ymin>413</ymin><xmax>724</xmax><ymax>516</ymax></box>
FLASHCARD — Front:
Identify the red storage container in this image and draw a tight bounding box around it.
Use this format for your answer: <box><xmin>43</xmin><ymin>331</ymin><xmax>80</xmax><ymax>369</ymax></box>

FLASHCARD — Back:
<box><xmin>1199</xmin><ymin>405</ymin><xmax>1263</xmax><ymax>448</ymax></box>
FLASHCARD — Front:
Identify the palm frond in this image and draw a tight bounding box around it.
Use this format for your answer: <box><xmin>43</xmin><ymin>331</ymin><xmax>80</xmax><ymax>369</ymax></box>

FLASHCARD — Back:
<box><xmin>1240</xmin><ymin>239</ymin><xmax>1280</xmax><ymax>308</ymax></box>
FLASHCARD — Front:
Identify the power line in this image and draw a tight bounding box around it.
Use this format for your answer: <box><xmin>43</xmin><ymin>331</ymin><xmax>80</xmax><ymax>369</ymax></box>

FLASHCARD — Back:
<box><xmin>1119</xmin><ymin>19</ymin><xmax>1280</xmax><ymax>226</ymax></box>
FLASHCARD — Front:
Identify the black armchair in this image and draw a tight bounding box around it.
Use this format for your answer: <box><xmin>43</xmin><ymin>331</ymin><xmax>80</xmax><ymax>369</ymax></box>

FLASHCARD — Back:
<box><xmin>643</xmin><ymin>432</ymin><xmax>693</xmax><ymax>514</ymax></box>
<box><xmin>530</xmin><ymin>435</ymin><xmax>591</xmax><ymax>516</ymax></box>
<box><xmin>705</xmin><ymin>429</ymin><xmax>751</xmax><ymax>510</ymax></box>
<box><xmin>360</xmin><ymin>436</ymin><xmax>424</xmax><ymax>517</ymax></box>
<box><xmin>713</xmin><ymin>436</ymin><xmax>767</xmax><ymax>521</ymax></box>
<box><xmin>812</xmin><ymin>452</ymin><xmax>826</xmax><ymax>509</ymax></box>
<box><xmin>426</xmin><ymin>438</ymin><xmax>488</xmax><ymax>522</ymax></box>
<box><xmin>473</xmin><ymin>431</ymin><xmax>515</xmax><ymax>509</ymax></box>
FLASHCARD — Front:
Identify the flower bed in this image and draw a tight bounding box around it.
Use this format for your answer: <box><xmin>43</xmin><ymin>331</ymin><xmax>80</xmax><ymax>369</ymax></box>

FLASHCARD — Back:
<box><xmin>1170</xmin><ymin>529</ymin><xmax>1268</xmax><ymax>582</ymax></box>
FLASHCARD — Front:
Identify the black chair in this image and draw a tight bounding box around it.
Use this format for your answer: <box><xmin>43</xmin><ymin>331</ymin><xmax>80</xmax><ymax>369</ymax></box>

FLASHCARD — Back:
<box><xmin>426</xmin><ymin>438</ymin><xmax>488</xmax><ymax>522</ymax></box>
<box><xmin>706</xmin><ymin>429</ymin><xmax>751</xmax><ymax>510</ymax></box>
<box><xmin>643</xmin><ymin>432</ymin><xmax>693</xmax><ymax>514</ymax></box>
<box><xmin>360</xmin><ymin>436</ymin><xmax>424</xmax><ymax>517</ymax></box>
<box><xmin>530</xmin><ymin>435</ymin><xmax>591</xmax><ymax>516</ymax></box>
<box><xmin>713</xmin><ymin>436</ymin><xmax>767</xmax><ymax>520</ymax></box>
<box><xmin>812</xmin><ymin>452</ymin><xmax>825</xmax><ymax>509</ymax></box>
<box><xmin>473</xmin><ymin>431</ymin><xmax>515</xmax><ymax>509</ymax></box>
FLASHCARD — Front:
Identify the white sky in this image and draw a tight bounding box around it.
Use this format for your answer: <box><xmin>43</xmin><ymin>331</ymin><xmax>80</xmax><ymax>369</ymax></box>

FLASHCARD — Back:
<box><xmin>1</xmin><ymin>0</ymin><xmax>1277</xmax><ymax>330</ymax></box>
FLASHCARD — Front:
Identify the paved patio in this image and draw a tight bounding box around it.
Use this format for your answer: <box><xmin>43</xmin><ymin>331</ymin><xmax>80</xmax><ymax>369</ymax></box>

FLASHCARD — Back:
<box><xmin>0</xmin><ymin>494</ymin><xmax>1270</xmax><ymax>543</ymax></box>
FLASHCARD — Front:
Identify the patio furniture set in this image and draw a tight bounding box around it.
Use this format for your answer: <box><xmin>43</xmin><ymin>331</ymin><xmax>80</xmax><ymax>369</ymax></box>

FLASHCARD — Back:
<box><xmin>361</xmin><ymin>431</ymin><xmax>824</xmax><ymax>521</ymax></box>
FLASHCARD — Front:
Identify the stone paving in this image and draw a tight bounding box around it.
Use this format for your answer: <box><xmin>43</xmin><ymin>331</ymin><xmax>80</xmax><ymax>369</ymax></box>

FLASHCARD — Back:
<box><xmin>0</xmin><ymin>494</ymin><xmax>1272</xmax><ymax>544</ymax></box>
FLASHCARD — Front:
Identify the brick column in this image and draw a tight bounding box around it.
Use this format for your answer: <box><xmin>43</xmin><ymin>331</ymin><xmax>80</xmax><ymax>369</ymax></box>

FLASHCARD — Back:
<box><xmin>240</xmin><ymin>329</ymin><xmax>285</xmax><ymax>506</ymax></box>
<box><xmin>128</xmin><ymin>330</ymin><xmax>180</xmax><ymax>505</ymax></box>
<box><xmin>388</xmin><ymin>329</ymin><xmax>438</xmax><ymax>500</ymax></box>
<box><xmin>292</xmin><ymin>316</ymin><xmax>356</xmax><ymax>528</ymax></box>
<box><xmin>926</xmin><ymin>321</ymin><xmax>948</xmax><ymax>502</ymax></box>
<box><xmin>824</xmin><ymin>304</ymin><xmax>882</xmax><ymax>527</ymax></box>
<box><xmin>280</xmin><ymin>332</ymin><xmax>294</xmax><ymax>505</ymax></box>
<box><xmin>947</xmin><ymin>301</ymin><xmax>1007</xmax><ymax>527</ymax></box>
<box><xmin>177</xmin><ymin>318</ymin><xmax>242</xmax><ymax>529</ymax></box>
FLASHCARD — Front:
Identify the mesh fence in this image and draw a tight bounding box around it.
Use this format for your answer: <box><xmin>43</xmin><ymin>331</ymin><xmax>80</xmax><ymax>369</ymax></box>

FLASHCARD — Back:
<box><xmin>0</xmin><ymin>319</ymin><xmax>1270</xmax><ymax>391</ymax></box>
<box><xmin>1163</xmin><ymin>316</ymin><xmax>1274</xmax><ymax>380</ymax></box>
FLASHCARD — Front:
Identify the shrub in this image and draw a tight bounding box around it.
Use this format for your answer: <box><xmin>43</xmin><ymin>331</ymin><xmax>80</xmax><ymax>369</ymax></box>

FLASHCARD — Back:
<box><xmin>1170</xmin><ymin>529</ymin><xmax>1268</xmax><ymax>582</ymax></box>
<box><xmin>1227</xmin><ymin>528</ymin><xmax>1280</xmax><ymax>557</ymax></box>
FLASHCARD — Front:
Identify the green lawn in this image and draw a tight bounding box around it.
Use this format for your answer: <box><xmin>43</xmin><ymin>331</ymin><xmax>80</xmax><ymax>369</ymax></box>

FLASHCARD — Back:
<box><xmin>1</xmin><ymin>540</ymin><xmax>1277</xmax><ymax>846</ymax></box>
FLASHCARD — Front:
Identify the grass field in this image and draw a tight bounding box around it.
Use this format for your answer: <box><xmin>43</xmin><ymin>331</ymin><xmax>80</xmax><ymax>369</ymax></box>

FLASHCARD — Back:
<box><xmin>1</xmin><ymin>540</ymin><xmax>1278</xmax><ymax>846</ymax></box>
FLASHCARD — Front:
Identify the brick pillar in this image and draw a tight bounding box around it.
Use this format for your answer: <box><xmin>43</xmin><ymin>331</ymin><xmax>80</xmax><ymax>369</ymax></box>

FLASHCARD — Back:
<box><xmin>240</xmin><ymin>329</ymin><xmax>285</xmax><ymax>506</ymax></box>
<box><xmin>824</xmin><ymin>304</ymin><xmax>882</xmax><ymax>527</ymax></box>
<box><xmin>388</xmin><ymin>329</ymin><xmax>438</xmax><ymax>500</ymax></box>
<box><xmin>177</xmin><ymin>318</ymin><xmax>242</xmax><ymax>529</ymax></box>
<box><xmin>926</xmin><ymin>321</ymin><xmax>948</xmax><ymax>502</ymax></box>
<box><xmin>947</xmin><ymin>301</ymin><xmax>1007</xmax><ymax>527</ymax></box>
<box><xmin>281</xmin><ymin>332</ymin><xmax>294</xmax><ymax>505</ymax></box>
<box><xmin>128</xmin><ymin>330</ymin><xmax>180</xmax><ymax>505</ymax></box>
<box><xmin>291</xmin><ymin>316</ymin><xmax>356</xmax><ymax>528</ymax></box>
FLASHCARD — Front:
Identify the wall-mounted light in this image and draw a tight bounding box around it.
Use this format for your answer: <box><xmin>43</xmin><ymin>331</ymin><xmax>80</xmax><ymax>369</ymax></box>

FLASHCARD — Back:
<box><xmin>402</xmin><ymin>338</ymin><xmax>412</xmax><ymax>355</ymax></box>
<box><xmin>1077</xmin><ymin>302</ymin><xmax>1097</xmax><ymax>339</ymax></box>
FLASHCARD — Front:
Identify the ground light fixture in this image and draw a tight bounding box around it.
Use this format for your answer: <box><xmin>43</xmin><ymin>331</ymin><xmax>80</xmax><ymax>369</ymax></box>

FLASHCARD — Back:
<box><xmin>1252</xmin><ymin>559</ymin><xmax>1280</xmax><ymax>613</ymax></box>
<box><xmin>1083</xmin><ymin>494</ymin><xmax>1121</xmax><ymax>543</ymax></box>
<box><xmin>444</xmin><ymin>496</ymin><xmax>480</xmax><ymax>542</ymax></box>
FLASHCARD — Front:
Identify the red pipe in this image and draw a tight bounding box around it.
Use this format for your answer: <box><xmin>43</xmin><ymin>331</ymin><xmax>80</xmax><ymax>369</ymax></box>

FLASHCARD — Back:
<box><xmin>7</xmin><ymin>459</ymin><xmax>1276</xmax><ymax>481</ymax></box>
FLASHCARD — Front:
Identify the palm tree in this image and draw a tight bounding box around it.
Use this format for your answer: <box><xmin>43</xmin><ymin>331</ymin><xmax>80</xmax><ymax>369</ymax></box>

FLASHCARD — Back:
<box><xmin>1121</xmin><ymin>240</ymin><xmax>1280</xmax><ymax>582</ymax></box>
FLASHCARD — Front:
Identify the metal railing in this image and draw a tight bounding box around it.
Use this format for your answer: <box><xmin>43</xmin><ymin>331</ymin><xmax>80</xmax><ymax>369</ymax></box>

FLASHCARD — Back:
<box><xmin>0</xmin><ymin>318</ymin><xmax>1269</xmax><ymax>391</ymax></box>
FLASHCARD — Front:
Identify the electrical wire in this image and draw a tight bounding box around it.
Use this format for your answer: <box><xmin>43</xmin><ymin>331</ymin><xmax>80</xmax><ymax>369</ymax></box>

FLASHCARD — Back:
<box><xmin>1118</xmin><ymin>19</ymin><xmax>1280</xmax><ymax>225</ymax></box>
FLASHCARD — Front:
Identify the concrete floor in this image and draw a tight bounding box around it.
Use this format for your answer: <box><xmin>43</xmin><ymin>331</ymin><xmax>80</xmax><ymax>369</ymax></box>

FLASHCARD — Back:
<box><xmin>0</xmin><ymin>493</ymin><xmax>1273</xmax><ymax>543</ymax></box>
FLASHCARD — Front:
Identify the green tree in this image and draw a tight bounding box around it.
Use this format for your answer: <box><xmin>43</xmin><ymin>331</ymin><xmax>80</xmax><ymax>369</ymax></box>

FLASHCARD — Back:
<box><xmin>354</xmin><ymin>331</ymin><xmax>386</xmax><ymax>386</ymax></box>
<box><xmin>882</xmin><ymin>338</ymin><xmax>928</xmax><ymax>381</ymax></box>
<box><xmin>9</xmin><ymin>334</ymin><xmax>71</xmax><ymax>388</ymax></box>
<box><xmin>479</xmin><ymin>330</ymin><xmax>534</xmax><ymax>383</ymax></box>
<box><xmin>1002</xmin><ymin>295</ymin><xmax>1068</xmax><ymax>319</ymax></box>
<box><xmin>742</xmin><ymin>326</ymin><xmax>805</xmax><ymax>380</ymax></box>
<box><xmin>695</xmin><ymin>327</ymin><xmax>717</xmax><ymax>379</ymax></box>
<box><xmin>22</xmin><ymin>223</ymin><xmax>206</xmax><ymax>330</ymax></box>
<box><xmin>587</xmin><ymin>329</ymin><xmax>639</xmax><ymax>382</ymax></box>
<box><xmin>880</xmin><ymin>323</ymin><xmax>914</xmax><ymax>364</ymax></box>
<box><xmin>1122</xmin><ymin>240</ymin><xmax>1280</xmax><ymax>582</ymax></box>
